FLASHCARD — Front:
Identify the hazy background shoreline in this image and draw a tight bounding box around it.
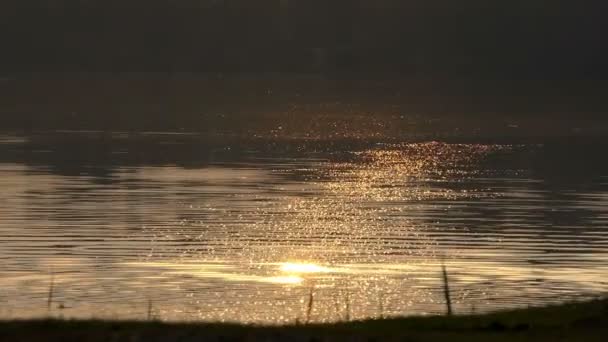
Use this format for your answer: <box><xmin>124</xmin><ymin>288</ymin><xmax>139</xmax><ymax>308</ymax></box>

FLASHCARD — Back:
<box><xmin>2</xmin><ymin>75</ymin><xmax>607</xmax><ymax>142</ymax></box>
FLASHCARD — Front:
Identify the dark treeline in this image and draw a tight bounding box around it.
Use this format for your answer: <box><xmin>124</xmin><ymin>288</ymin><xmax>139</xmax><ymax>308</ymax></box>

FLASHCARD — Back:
<box><xmin>1</xmin><ymin>0</ymin><xmax>607</xmax><ymax>78</ymax></box>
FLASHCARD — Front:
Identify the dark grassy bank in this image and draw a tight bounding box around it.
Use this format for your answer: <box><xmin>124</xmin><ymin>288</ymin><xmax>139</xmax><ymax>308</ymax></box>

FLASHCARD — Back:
<box><xmin>1</xmin><ymin>298</ymin><xmax>606</xmax><ymax>341</ymax></box>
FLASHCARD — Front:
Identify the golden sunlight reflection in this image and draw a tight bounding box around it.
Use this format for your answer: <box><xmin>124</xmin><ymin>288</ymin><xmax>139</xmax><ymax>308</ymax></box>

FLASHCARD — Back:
<box><xmin>267</xmin><ymin>276</ymin><xmax>304</xmax><ymax>285</ymax></box>
<box><xmin>1</xmin><ymin>140</ymin><xmax>607</xmax><ymax>323</ymax></box>
<box><xmin>279</xmin><ymin>262</ymin><xmax>333</xmax><ymax>274</ymax></box>
<box><xmin>122</xmin><ymin>262</ymin><xmax>305</xmax><ymax>285</ymax></box>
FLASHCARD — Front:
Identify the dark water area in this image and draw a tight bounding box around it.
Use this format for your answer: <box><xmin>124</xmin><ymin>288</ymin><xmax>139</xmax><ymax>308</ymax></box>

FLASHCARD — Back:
<box><xmin>0</xmin><ymin>130</ymin><xmax>606</xmax><ymax>323</ymax></box>
<box><xmin>1</xmin><ymin>77</ymin><xmax>607</xmax><ymax>140</ymax></box>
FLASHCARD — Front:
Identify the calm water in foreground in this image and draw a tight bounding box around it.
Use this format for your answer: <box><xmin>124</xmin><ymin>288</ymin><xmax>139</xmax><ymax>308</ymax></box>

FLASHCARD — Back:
<box><xmin>0</xmin><ymin>132</ymin><xmax>606</xmax><ymax>323</ymax></box>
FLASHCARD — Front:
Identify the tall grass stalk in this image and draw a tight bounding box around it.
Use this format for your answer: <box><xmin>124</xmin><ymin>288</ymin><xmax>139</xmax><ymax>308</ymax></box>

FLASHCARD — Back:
<box><xmin>334</xmin><ymin>294</ymin><xmax>341</xmax><ymax>322</ymax></box>
<box><xmin>305</xmin><ymin>287</ymin><xmax>314</xmax><ymax>324</ymax></box>
<box><xmin>147</xmin><ymin>298</ymin><xmax>153</xmax><ymax>321</ymax></box>
<box><xmin>47</xmin><ymin>273</ymin><xmax>55</xmax><ymax>313</ymax></box>
<box><xmin>378</xmin><ymin>290</ymin><xmax>385</xmax><ymax>319</ymax></box>
<box><xmin>344</xmin><ymin>290</ymin><xmax>351</xmax><ymax>322</ymax></box>
<box><xmin>441</xmin><ymin>263</ymin><xmax>453</xmax><ymax>316</ymax></box>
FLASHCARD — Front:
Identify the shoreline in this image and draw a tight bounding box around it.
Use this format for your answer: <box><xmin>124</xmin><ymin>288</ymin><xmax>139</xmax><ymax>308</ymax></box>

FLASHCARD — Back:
<box><xmin>2</xmin><ymin>298</ymin><xmax>606</xmax><ymax>341</ymax></box>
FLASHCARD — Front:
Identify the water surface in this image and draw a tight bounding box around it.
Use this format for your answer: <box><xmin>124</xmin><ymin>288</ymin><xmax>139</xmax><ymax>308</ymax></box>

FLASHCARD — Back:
<box><xmin>0</xmin><ymin>132</ymin><xmax>606</xmax><ymax>323</ymax></box>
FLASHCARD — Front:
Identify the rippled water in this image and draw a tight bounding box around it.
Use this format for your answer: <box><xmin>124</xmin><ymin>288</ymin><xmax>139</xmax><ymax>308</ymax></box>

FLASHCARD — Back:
<box><xmin>0</xmin><ymin>132</ymin><xmax>606</xmax><ymax>323</ymax></box>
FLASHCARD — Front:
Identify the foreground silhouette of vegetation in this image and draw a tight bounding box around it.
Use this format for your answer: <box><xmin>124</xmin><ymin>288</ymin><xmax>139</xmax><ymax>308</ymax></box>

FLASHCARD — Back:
<box><xmin>1</xmin><ymin>298</ymin><xmax>606</xmax><ymax>341</ymax></box>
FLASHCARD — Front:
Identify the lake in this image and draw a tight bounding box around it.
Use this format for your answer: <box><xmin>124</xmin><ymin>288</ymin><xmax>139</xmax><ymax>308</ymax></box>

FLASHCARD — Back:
<box><xmin>0</xmin><ymin>131</ymin><xmax>606</xmax><ymax>323</ymax></box>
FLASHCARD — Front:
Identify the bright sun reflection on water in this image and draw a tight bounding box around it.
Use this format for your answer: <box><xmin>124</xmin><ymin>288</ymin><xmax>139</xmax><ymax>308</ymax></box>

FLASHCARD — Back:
<box><xmin>1</xmin><ymin>139</ymin><xmax>607</xmax><ymax>323</ymax></box>
<box><xmin>279</xmin><ymin>263</ymin><xmax>332</xmax><ymax>274</ymax></box>
<box><xmin>266</xmin><ymin>275</ymin><xmax>304</xmax><ymax>284</ymax></box>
